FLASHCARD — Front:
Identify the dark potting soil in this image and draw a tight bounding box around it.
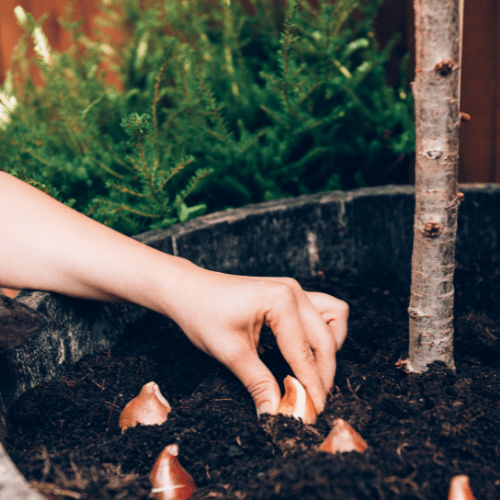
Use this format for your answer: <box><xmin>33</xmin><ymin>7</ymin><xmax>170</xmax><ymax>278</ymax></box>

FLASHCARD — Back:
<box><xmin>5</xmin><ymin>258</ymin><xmax>500</xmax><ymax>500</ymax></box>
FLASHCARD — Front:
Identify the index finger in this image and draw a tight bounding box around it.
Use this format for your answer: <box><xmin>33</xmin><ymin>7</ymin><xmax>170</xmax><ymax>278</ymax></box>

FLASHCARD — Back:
<box><xmin>264</xmin><ymin>286</ymin><xmax>327</xmax><ymax>414</ymax></box>
<box><xmin>306</xmin><ymin>292</ymin><xmax>349</xmax><ymax>351</ymax></box>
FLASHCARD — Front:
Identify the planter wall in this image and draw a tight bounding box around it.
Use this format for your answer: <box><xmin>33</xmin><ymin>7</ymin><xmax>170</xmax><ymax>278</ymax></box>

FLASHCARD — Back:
<box><xmin>1</xmin><ymin>184</ymin><xmax>499</xmax><ymax>499</ymax></box>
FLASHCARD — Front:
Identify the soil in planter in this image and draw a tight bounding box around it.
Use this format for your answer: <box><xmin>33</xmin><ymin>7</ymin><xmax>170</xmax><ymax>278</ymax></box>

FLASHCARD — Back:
<box><xmin>5</xmin><ymin>257</ymin><xmax>500</xmax><ymax>500</ymax></box>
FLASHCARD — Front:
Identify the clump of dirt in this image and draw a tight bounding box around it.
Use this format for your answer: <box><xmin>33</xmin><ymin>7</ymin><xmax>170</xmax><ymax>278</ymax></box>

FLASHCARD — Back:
<box><xmin>5</xmin><ymin>258</ymin><xmax>500</xmax><ymax>499</ymax></box>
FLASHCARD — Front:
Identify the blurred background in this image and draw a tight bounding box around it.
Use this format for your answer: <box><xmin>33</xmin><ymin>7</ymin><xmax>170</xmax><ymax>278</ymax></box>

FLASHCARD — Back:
<box><xmin>0</xmin><ymin>0</ymin><xmax>498</xmax><ymax>186</ymax></box>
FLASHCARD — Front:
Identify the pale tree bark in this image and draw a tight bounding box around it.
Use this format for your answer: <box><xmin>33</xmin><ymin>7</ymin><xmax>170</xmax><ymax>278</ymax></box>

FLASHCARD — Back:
<box><xmin>408</xmin><ymin>0</ymin><xmax>464</xmax><ymax>372</ymax></box>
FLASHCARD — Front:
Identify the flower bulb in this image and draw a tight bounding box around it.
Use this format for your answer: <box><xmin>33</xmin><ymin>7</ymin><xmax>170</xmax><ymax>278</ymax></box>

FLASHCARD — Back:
<box><xmin>119</xmin><ymin>381</ymin><xmax>171</xmax><ymax>433</ymax></box>
<box><xmin>448</xmin><ymin>475</ymin><xmax>476</xmax><ymax>500</ymax></box>
<box><xmin>277</xmin><ymin>375</ymin><xmax>317</xmax><ymax>425</ymax></box>
<box><xmin>319</xmin><ymin>418</ymin><xmax>367</xmax><ymax>454</ymax></box>
<box><xmin>150</xmin><ymin>444</ymin><xmax>196</xmax><ymax>500</ymax></box>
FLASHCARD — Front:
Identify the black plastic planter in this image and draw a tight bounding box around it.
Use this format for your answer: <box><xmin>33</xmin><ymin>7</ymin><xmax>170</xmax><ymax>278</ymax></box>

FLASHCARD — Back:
<box><xmin>1</xmin><ymin>184</ymin><xmax>499</xmax><ymax>499</ymax></box>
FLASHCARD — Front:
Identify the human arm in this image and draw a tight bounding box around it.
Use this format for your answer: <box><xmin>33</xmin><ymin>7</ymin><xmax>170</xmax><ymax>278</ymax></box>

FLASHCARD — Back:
<box><xmin>0</xmin><ymin>172</ymin><xmax>348</xmax><ymax>415</ymax></box>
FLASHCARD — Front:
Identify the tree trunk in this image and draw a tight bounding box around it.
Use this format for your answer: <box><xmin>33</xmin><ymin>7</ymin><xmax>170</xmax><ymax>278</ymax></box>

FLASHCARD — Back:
<box><xmin>408</xmin><ymin>0</ymin><xmax>464</xmax><ymax>372</ymax></box>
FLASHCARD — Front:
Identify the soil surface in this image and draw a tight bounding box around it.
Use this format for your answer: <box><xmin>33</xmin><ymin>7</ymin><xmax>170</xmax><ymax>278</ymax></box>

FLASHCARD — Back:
<box><xmin>5</xmin><ymin>257</ymin><xmax>500</xmax><ymax>500</ymax></box>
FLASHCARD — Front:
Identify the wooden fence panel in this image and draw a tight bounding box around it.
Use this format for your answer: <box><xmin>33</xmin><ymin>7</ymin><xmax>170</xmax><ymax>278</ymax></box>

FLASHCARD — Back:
<box><xmin>458</xmin><ymin>0</ymin><xmax>500</xmax><ymax>183</ymax></box>
<box><xmin>0</xmin><ymin>0</ymin><xmax>99</xmax><ymax>83</ymax></box>
<box><xmin>0</xmin><ymin>0</ymin><xmax>499</xmax><ymax>184</ymax></box>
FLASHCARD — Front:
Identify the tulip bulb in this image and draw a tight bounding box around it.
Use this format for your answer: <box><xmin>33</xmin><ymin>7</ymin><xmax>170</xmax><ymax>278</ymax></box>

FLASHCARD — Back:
<box><xmin>0</xmin><ymin>287</ymin><xmax>20</xmax><ymax>298</ymax></box>
<box><xmin>277</xmin><ymin>375</ymin><xmax>317</xmax><ymax>425</ymax></box>
<box><xmin>319</xmin><ymin>418</ymin><xmax>368</xmax><ymax>454</ymax></box>
<box><xmin>448</xmin><ymin>475</ymin><xmax>477</xmax><ymax>500</ymax></box>
<box><xmin>150</xmin><ymin>444</ymin><xmax>196</xmax><ymax>500</ymax></box>
<box><xmin>119</xmin><ymin>381</ymin><xmax>171</xmax><ymax>433</ymax></box>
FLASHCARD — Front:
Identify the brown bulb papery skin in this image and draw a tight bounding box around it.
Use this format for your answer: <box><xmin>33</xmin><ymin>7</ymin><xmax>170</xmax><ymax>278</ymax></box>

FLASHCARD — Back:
<box><xmin>319</xmin><ymin>418</ymin><xmax>368</xmax><ymax>454</ymax></box>
<box><xmin>119</xmin><ymin>381</ymin><xmax>171</xmax><ymax>433</ymax></box>
<box><xmin>150</xmin><ymin>444</ymin><xmax>197</xmax><ymax>500</ymax></box>
<box><xmin>448</xmin><ymin>475</ymin><xmax>477</xmax><ymax>500</ymax></box>
<box><xmin>277</xmin><ymin>375</ymin><xmax>317</xmax><ymax>425</ymax></box>
<box><xmin>0</xmin><ymin>287</ymin><xmax>20</xmax><ymax>298</ymax></box>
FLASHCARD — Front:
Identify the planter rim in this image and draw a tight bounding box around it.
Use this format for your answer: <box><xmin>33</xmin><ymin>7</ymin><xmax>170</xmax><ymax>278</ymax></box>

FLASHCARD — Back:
<box><xmin>135</xmin><ymin>185</ymin><xmax>416</xmax><ymax>245</ymax></box>
<box><xmin>134</xmin><ymin>183</ymin><xmax>498</xmax><ymax>247</ymax></box>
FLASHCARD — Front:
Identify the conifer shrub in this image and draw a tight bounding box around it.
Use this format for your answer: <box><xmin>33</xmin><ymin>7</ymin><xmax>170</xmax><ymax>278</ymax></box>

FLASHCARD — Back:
<box><xmin>0</xmin><ymin>0</ymin><xmax>414</xmax><ymax>235</ymax></box>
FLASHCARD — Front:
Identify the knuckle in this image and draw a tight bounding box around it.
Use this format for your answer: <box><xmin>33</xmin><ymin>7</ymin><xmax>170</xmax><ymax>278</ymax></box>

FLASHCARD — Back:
<box><xmin>267</xmin><ymin>282</ymin><xmax>297</xmax><ymax>307</ymax></box>
<box><xmin>246</xmin><ymin>379</ymin><xmax>274</xmax><ymax>401</ymax></box>
<box><xmin>334</xmin><ymin>299</ymin><xmax>349</xmax><ymax>319</ymax></box>
<box><xmin>279</xmin><ymin>277</ymin><xmax>302</xmax><ymax>292</ymax></box>
<box><xmin>282</xmin><ymin>340</ymin><xmax>314</xmax><ymax>367</ymax></box>
<box><xmin>300</xmin><ymin>345</ymin><xmax>316</xmax><ymax>365</ymax></box>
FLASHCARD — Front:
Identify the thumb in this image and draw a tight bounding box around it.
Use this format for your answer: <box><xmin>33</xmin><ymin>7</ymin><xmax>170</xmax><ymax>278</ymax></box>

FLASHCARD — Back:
<box><xmin>226</xmin><ymin>351</ymin><xmax>281</xmax><ymax>417</ymax></box>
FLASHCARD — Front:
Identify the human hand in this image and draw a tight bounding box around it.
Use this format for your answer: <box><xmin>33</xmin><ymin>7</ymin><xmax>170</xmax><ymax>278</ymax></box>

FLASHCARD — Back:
<box><xmin>0</xmin><ymin>172</ymin><xmax>348</xmax><ymax>416</ymax></box>
<box><xmin>166</xmin><ymin>262</ymin><xmax>349</xmax><ymax>417</ymax></box>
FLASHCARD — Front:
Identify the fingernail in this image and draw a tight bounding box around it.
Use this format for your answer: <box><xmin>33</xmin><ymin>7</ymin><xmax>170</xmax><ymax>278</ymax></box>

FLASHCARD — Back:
<box><xmin>256</xmin><ymin>401</ymin><xmax>273</xmax><ymax>418</ymax></box>
<box><xmin>119</xmin><ymin>381</ymin><xmax>171</xmax><ymax>433</ymax></box>
<box><xmin>448</xmin><ymin>475</ymin><xmax>476</xmax><ymax>500</ymax></box>
<box><xmin>319</xmin><ymin>418</ymin><xmax>368</xmax><ymax>454</ymax></box>
<box><xmin>277</xmin><ymin>375</ymin><xmax>318</xmax><ymax>425</ymax></box>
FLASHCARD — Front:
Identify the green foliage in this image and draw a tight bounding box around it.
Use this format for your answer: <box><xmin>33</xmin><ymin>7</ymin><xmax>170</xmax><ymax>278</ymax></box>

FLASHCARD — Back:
<box><xmin>0</xmin><ymin>0</ymin><xmax>414</xmax><ymax>233</ymax></box>
<box><xmin>87</xmin><ymin>112</ymin><xmax>211</xmax><ymax>233</ymax></box>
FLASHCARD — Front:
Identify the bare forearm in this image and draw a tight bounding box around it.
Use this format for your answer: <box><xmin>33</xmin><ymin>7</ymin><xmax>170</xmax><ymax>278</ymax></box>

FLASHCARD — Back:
<box><xmin>0</xmin><ymin>172</ymin><xmax>189</xmax><ymax>314</ymax></box>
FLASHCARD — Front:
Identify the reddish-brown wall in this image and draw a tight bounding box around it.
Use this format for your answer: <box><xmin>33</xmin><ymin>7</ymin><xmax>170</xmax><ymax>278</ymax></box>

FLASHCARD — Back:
<box><xmin>1</xmin><ymin>0</ymin><xmax>499</xmax><ymax>183</ymax></box>
<box><xmin>0</xmin><ymin>0</ymin><xmax>98</xmax><ymax>70</ymax></box>
<box><xmin>459</xmin><ymin>0</ymin><xmax>500</xmax><ymax>183</ymax></box>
